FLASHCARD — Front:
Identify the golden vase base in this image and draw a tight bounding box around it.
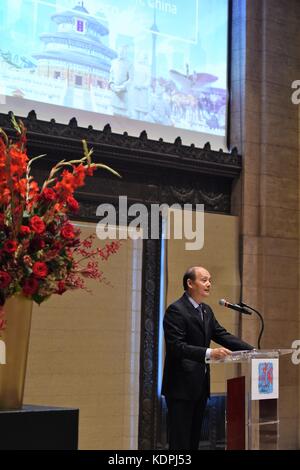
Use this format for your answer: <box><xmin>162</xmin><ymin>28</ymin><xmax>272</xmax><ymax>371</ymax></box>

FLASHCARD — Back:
<box><xmin>0</xmin><ymin>295</ymin><xmax>33</xmax><ymax>410</ymax></box>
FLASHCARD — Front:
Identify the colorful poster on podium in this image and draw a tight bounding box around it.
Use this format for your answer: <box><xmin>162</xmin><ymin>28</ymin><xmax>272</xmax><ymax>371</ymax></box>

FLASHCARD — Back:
<box><xmin>251</xmin><ymin>358</ymin><xmax>279</xmax><ymax>400</ymax></box>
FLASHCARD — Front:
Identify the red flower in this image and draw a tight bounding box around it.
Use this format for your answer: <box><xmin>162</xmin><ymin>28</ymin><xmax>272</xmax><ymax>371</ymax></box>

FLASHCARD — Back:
<box><xmin>85</xmin><ymin>166</ymin><xmax>95</xmax><ymax>177</ymax></box>
<box><xmin>20</xmin><ymin>225</ymin><xmax>31</xmax><ymax>236</ymax></box>
<box><xmin>30</xmin><ymin>215</ymin><xmax>46</xmax><ymax>234</ymax></box>
<box><xmin>73</xmin><ymin>164</ymin><xmax>86</xmax><ymax>186</ymax></box>
<box><xmin>3</xmin><ymin>240</ymin><xmax>18</xmax><ymax>253</ymax></box>
<box><xmin>66</xmin><ymin>196</ymin><xmax>79</xmax><ymax>212</ymax></box>
<box><xmin>28</xmin><ymin>181</ymin><xmax>39</xmax><ymax>204</ymax></box>
<box><xmin>22</xmin><ymin>277</ymin><xmax>39</xmax><ymax>296</ymax></box>
<box><xmin>57</xmin><ymin>280</ymin><xmax>66</xmax><ymax>295</ymax></box>
<box><xmin>0</xmin><ymin>271</ymin><xmax>12</xmax><ymax>288</ymax></box>
<box><xmin>0</xmin><ymin>119</ymin><xmax>120</xmax><ymax>306</ymax></box>
<box><xmin>0</xmin><ymin>188</ymin><xmax>11</xmax><ymax>206</ymax></box>
<box><xmin>32</xmin><ymin>262</ymin><xmax>48</xmax><ymax>278</ymax></box>
<box><xmin>14</xmin><ymin>178</ymin><xmax>27</xmax><ymax>197</ymax></box>
<box><xmin>41</xmin><ymin>188</ymin><xmax>56</xmax><ymax>202</ymax></box>
<box><xmin>61</xmin><ymin>223</ymin><xmax>75</xmax><ymax>239</ymax></box>
<box><xmin>54</xmin><ymin>170</ymin><xmax>75</xmax><ymax>198</ymax></box>
<box><xmin>9</xmin><ymin>146</ymin><xmax>28</xmax><ymax>177</ymax></box>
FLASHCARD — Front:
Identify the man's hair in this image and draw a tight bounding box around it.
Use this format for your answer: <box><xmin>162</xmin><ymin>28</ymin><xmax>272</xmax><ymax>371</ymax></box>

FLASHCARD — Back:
<box><xmin>183</xmin><ymin>267</ymin><xmax>198</xmax><ymax>291</ymax></box>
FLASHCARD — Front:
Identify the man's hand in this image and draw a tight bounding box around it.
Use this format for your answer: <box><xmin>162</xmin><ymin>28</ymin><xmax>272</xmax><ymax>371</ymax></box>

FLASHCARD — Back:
<box><xmin>210</xmin><ymin>347</ymin><xmax>232</xmax><ymax>359</ymax></box>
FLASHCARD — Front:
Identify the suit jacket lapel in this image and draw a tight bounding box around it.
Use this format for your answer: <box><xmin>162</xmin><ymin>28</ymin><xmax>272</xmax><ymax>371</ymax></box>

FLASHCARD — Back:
<box><xmin>181</xmin><ymin>294</ymin><xmax>205</xmax><ymax>333</ymax></box>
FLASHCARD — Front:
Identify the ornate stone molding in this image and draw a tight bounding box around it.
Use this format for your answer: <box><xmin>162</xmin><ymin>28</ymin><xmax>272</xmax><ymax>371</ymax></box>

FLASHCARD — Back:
<box><xmin>138</xmin><ymin>238</ymin><xmax>161</xmax><ymax>450</ymax></box>
<box><xmin>0</xmin><ymin>111</ymin><xmax>241</xmax><ymax>178</ymax></box>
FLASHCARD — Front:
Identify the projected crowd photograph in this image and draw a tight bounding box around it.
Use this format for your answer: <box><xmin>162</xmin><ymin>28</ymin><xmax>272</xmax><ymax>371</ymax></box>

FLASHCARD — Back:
<box><xmin>0</xmin><ymin>0</ymin><xmax>228</xmax><ymax>137</ymax></box>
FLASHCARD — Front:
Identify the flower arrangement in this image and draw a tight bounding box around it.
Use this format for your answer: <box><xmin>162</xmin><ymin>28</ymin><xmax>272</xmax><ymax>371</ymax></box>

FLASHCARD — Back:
<box><xmin>0</xmin><ymin>116</ymin><xmax>121</xmax><ymax>330</ymax></box>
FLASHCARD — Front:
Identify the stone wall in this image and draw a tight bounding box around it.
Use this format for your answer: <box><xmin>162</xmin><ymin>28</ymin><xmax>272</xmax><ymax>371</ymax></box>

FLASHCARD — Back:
<box><xmin>231</xmin><ymin>0</ymin><xmax>300</xmax><ymax>449</ymax></box>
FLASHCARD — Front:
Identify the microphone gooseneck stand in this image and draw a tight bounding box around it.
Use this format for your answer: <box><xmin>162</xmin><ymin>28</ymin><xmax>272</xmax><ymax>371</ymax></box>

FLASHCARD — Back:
<box><xmin>240</xmin><ymin>301</ymin><xmax>265</xmax><ymax>350</ymax></box>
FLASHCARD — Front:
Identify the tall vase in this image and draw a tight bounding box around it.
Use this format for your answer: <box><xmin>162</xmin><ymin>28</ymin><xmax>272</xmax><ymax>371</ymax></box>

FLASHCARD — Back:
<box><xmin>0</xmin><ymin>295</ymin><xmax>33</xmax><ymax>410</ymax></box>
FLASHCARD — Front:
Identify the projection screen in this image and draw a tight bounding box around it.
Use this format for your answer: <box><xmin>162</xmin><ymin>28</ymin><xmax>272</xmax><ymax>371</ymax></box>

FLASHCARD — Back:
<box><xmin>0</xmin><ymin>0</ymin><xmax>229</xmax><ymax>150</ymax></box>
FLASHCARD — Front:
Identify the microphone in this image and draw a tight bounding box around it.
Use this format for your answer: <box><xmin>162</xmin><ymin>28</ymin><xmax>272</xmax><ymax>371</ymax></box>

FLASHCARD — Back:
<box><xmin>219</xmin><ymin>299</ymin><xmax>252</xmax><ymax>315</ymax></box>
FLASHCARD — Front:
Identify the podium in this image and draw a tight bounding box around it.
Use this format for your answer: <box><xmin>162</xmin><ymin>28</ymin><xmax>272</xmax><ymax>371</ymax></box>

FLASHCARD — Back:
<box><xmin>206</xmin><ymin>349</ymin><xmax>293</xmax><ymax>450</ymax></box>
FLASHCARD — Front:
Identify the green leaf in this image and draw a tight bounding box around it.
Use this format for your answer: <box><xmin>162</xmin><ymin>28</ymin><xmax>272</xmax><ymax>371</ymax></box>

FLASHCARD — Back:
<box><xmin>32</xmin><ymin>294</ymin><xmax>47</xmax><ymax>305</ymax></box>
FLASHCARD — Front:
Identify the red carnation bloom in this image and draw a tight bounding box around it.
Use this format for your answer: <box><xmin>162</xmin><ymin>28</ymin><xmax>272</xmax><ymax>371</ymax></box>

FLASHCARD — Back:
<box><xmin>61</xmin><ymin>223</ymin><xmax>75</xmax><ymax>239</ymax></box>
<box><xmin>30</xmin><ymin>215</ymin><xmax>46</xmax><ymax>234</ymax></box>
<box><xmin>3</xmin><ymin>240</ymin><xmax>18</xmax><ymax>253</ymax></box>
<box><xmin>41</xmin><ymin>188</ymin><xmax>56</xmax><ymax>202</ymax></box>
<box><xmin>0</xmin><ymin>214</ymin><xmax>5</xmax><ymax>227</ymax></box>
<box><xmin>32</xmin><ymin>261</ymin><xmax>48</xmax><ymax>278</ymax></box>
<box><xmin>57</xmin><ymin>280</ymin><xmax>66</xmax><ymax>295</ymax></box>
<box><xmin>22</xmin><ymin>277</ymin><xmax>39</xmax><ymax>296</ymax></box>
<box><xmin>20</xmin><ymin>225</ymin><xmax>31</xmax><ymax>236</ymax></box>
<box><xmin>66</xmin><ymin>196</ymin><xmax>79</xmax><ymax>212</ymax></box>
<box><xmin>0</xmin><ymin>271</ymin><xmax>12</xmax><ymax>289</ymax></box>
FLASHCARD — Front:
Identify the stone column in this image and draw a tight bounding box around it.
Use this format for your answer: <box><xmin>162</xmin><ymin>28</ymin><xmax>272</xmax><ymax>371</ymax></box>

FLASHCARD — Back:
<box><xmin>231</xmin><ymin>0</ymin><xmax>300</xmax><ymax>449</ymax></box>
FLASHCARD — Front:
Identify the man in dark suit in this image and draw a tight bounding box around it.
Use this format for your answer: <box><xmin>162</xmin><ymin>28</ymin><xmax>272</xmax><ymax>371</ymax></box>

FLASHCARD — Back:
<box><xmin>162</xmin><ymin>266</ymin><xmax>254</xmax><ymax>450</ymax></box>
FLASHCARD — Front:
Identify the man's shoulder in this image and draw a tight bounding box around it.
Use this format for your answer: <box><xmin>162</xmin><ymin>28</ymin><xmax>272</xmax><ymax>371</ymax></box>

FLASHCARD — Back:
<box><xmin>166</xmin><ymin>294</ymin><xmax>186</xmax><ymax>312</ymax></box>
<box><xmin>164</xmin><ymin>296</ymin><xmax>187</xmax><ymax>326</ymax></box>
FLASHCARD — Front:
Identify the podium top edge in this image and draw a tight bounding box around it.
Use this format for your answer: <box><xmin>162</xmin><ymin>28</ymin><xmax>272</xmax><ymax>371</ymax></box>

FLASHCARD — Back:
<box><xmin>205</xmin><ymin>348</ymin><xmax>294</xmax><ymax>364</ymax></box>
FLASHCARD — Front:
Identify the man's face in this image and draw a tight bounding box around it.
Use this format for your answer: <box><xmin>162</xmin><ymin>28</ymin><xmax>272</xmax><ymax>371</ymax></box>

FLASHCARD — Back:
<box><xmin>187</xmin><ymin>267</ymin><xmax>211</xmax><ymax>300</ymax></box>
